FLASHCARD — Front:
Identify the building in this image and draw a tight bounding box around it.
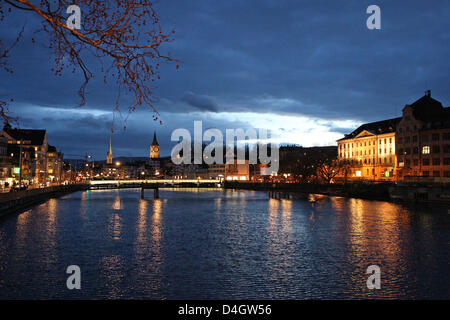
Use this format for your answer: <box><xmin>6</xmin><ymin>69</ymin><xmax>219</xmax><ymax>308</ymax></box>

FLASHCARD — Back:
<box><xmin>106</xmin><ymin>136</ymin><xmax>113</xmax><ymax>164</ymax></box>
<box><xmin>337</xmin><ymin>118</ymin><xmax>400</xmax><ymax>180</ymax></box>
<box><xmin>395</xmin><ymin>91</ymin><xmax>450</xmax><ymax>180</ymax></box>
<box><xmin>207</xmin><ymin>163</ymin><xmax>225</xmax><ymax>180</ymax></box>
<box><xmin>0</xmin><ymin>135</ymin><xmax>12</xmax><ymax>189</ymax></box>
<box><xmin>150</xmin><ymin>131</ymin><xmax>160</xmax><ymax>159</ymax></box>
<box><xmin>1</xmin><ymin>126</ymin><xmax>48</xmax><ymax>185</ymax></box>
<box><xmin>46</xmin><ymin>145</ymin><xmax>64</xmax><ymax>184</ymax></box>
<box><xmin>225</xmin><ymin>160</ymin><xmax>250</xmax><ymax>181</ymax></box>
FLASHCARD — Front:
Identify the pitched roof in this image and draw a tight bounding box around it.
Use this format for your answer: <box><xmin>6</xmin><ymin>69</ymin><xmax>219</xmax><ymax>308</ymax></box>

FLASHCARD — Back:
<box><xmin>337</xmin><ymin>117</ymin><xmax>401</xmax><ymax>141</ymax></box>
<box><xmin>408</xmin><ymin>92</ymin><xmax>445</xmax><ymax>122</ymax></box>
<box><xmin>405</xmin><ymin>92</ymin><xmax>450</xmax><ymax>128</ymax></box>
<box><xmin>48</xmin><ymin>145</ymin><xmax>57</xmax><ymax>152</ymax></box>
<box><xmin>3</xmin><ymin>127</ymin><xmax>46</xmax><ymax>146</ymax></box>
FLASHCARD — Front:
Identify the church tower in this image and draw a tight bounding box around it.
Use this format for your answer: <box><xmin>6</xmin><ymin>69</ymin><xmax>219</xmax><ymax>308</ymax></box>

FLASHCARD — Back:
<box><xmin>106</xmin><ymin>136</ymin><xmax>113</xmax><ymax>164</ymax></box>
<box><xmin>150</xmin><ymin>131</ymin><xmax>160</xmax><ymax>159</ymax></box>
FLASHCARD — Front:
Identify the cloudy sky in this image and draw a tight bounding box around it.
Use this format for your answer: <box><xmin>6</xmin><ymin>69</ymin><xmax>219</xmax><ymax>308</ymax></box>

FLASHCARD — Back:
<box><xmin>0</xmin><ymin>0</ymin><xmax>449</xmax><ymax>159</ymax></box>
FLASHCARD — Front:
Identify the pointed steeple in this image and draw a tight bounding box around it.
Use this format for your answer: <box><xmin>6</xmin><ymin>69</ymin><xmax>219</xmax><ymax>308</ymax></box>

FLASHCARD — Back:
<box><xmin>108</xmin><ymin>136</ymin><xmax>112</xmax><ymax>154</ymax></box>
<box><xmin>151</xmin><ymin>131</ymin><xmax>159</xmax><ymax>146</ymax></box>
<box><xmin>106</xmin><ymin>136</ymin><xmax>113</xmax><ymax>164</ymax></box>
<box><xmin>150</xmin><ymin>131</ymin><xmax>160</xmax><ymax>159</ymax></box>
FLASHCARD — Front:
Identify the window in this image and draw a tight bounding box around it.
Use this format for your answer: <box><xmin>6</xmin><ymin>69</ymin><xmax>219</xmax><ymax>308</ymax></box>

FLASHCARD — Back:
<box><xmin>405</xmin><ymin>136</ymin><xmax>410</xmax><ymax>143</ymax></box>
<box><xmin>413</xmin><ymin>159</ymin><xmax>419</xmax><ymax>166</ymax></box>
<box><xmin>433</xmin><ymin>171</ymin><xmax>440</xmax><ymax>177</ymax></box>
<box><xmin>398</xmin><ymin>137</ymin><xmax>403</xmax><ymax>144</ymax></box>
<box><xmin>432</xmin><ymin>133</ymin><xmax>440</xmax><ymax>141</ymax></box>
<box><xmin>422</xmin><ymin>171</ymin><xmax>429</xmax><ymax>177</ymax></box>
<box><xmin>444</xmin><ymin>171</ymin><xmax>450</xmax><ymax>177</ymax></box>
<box><xmin>444</xmin><ymin>158</ymin><xmax>450</xmax><ymax>165</ymax></box>
<box><xmin>413</xmin><ymin>147</ymin><xmax>419</xmax><ymax>154</ymax></box>
<box><xmin>423</xmin><ymin>158</ymin><xmax>430</xmax><ymax>166</ymax></box>
<box><xmin>422</xmin><ymin>135</ymin><xmax>429</xmax><ymax>142</ymax></box>
<box><xmin>413</xmin><ymin>135</ymin><xmax>418</xmax><ymax>143</ymax></box>
<box><xmin>444</xmin><ymin>145</ymin><xmax>450</xmax><ymax>153</ymax></box>
<box><xmin>405</xmin><ymin>159</ymin><xmax>410</xmax><ymax>166</ymax></box>
<box><xmin>443</xmin><ymin>133</ymin><xmax>450</xmax><ymax>140</ymax></box>
<box><xmin>422</xmin><ymin>146</ymin><xmax>430</xmax><ymax>154</ymax></box>
<box><xmin>433</xmin><ymin>158</ymin><xmax>440</xmax><ymax>166</ymax></box>
<box><xmin>432</xmin><ymin>146</ymin><xmax>440</xmax><ymax>154</ymax></box>
<box><xmin>389</xmin><ymin>138</ymin><xmax>392</xmax><ymax>143</ymax></box>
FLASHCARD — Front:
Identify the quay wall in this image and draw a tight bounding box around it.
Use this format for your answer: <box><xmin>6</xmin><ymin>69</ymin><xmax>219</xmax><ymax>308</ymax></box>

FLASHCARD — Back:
<box><xmin>224</xmin><ymin>182</ymin><xmax>392</xmax><ymax>201</ymax></box>
<box><xmin>0</xmin><ymin>184</ymin><xmax>88</xmax><ymax>217</ymax></box>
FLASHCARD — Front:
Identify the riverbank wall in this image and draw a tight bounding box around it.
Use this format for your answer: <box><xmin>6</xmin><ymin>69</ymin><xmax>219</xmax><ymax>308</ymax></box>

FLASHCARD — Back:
<box><xmin>0</xmin><ymin>184</ymin><xmax>89</xmax><ymax>217</ymax></box>
<box><xmin>224</xmin><ymin>182</ymin><xmax>392</xmax><ymax>201</ymax></box>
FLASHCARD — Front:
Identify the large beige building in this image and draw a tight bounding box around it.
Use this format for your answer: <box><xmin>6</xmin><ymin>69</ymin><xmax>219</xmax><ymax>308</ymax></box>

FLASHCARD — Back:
<box><xmin>337</xmin><ymin>118</ymin><xmax>400</xmax><ymax>180</ymax></box>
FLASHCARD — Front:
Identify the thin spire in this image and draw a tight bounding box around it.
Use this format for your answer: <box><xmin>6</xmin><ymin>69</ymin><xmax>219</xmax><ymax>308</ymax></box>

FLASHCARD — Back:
<box><xmin>151</xmin><ymin>131</ymin><xmax>159</xmax><ymax>146</ymax></box>
<box><xmin>108</xmin><ymin>136</ymin><xmax>112</xmax><ymax>155</ymax></box>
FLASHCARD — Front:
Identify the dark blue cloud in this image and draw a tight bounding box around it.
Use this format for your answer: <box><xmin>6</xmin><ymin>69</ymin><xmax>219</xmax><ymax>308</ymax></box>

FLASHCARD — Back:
<box><xmin>0</xmin><ymin>0</ymin><xmax>448</xmax><ymax>159</ymax></box>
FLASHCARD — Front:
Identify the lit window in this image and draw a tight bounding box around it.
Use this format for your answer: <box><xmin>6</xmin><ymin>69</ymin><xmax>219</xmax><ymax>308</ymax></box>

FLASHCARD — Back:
<box><xmin>422</xmin><ymin>146</ymin><xmax>430</xmax><ymax>154</ymax></box>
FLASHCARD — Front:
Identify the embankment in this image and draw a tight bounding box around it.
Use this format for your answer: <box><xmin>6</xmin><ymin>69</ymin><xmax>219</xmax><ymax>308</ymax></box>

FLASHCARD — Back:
<box><xmin>0</xmin><ymin>184</ymin><xmax>88</xmax><ymax>217</ymax></box>
<box><xmin>224</xmin><ymin>182</ymin><xmax>391</xmax><ymax>201</ymax></box>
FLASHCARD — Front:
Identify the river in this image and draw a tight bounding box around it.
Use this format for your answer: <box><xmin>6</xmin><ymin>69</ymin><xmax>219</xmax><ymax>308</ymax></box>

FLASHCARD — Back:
<box><xmin>0</xmin><ymin>188</ymin><xmax>448</xmax><ymax>299</ymax></box>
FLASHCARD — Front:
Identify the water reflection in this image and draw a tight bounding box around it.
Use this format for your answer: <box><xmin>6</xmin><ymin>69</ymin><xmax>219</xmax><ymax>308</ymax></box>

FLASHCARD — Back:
<box><xmin>267</xmin><ymin>198</ymin><xmax>295</xmax><ymax>296</ymax></box>
<box><xmin>0</xmin><ymin>188</ymin><xmax>448</xmax><ymax>299</ymax></box>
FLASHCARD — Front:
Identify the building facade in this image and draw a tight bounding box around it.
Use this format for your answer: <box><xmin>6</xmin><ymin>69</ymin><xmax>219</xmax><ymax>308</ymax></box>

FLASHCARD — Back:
<box><xmin>46</xmin><ymin>145</ymin><xmax>64</xmax><ymax>184</ymax></box>
<box><xmin>225</xmin><ymin>160</ymin><xmax>250</xmax><ymax>181</ymax></box>
<box><xmin>395</xmin><ymin>91</ymin><xmax>450</xmax><ymax>180</ymax></box>
<box><xmin>1</xmin><ymin>126</ymin><xmax>49</xmax><ymax>185</ymax></box>
<box><xmin>0</xmin><ymin>135</ymin><xmax>12</xmax><ymax>189</ymax></box>
<box><xmin>337</xmin><ymin>118</ymin><xmax>400</xmax><ymax>181</ymax></box>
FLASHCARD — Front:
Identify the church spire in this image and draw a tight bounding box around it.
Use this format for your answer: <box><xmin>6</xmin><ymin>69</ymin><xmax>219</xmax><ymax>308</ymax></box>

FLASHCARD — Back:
<box><xmin>151</xmin><ymin>131</ymin><xmax>159</xmax><ymax>146</ymax></box>
<box><xmin>150</xmin><ymin>131</ymin><xmax>160</xmax><ymax>159</ymax></box>
<box><xmin>106</xmin><ymin>136</ymin><xmax>113</xmax><ymax>164</ymax></box>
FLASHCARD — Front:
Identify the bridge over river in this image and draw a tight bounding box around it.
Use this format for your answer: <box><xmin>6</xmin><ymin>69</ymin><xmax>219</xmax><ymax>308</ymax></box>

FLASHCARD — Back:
<box><xmin>89</xmin><ymin>179</ymin><xmax>222</xmax><ymax>194</ymax></box>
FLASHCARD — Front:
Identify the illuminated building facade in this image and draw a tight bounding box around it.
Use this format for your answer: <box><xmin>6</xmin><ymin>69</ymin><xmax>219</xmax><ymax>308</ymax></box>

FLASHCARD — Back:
<box><xmin>225</xmin><ymin>160</ymin><xmax>250</xmax><ymax>181</ymax></box>
<box><xmin>337</xmin><ymin>118</ymin><xmax>400</xmax><ymax>180</ymax></box>
<box><xmin>395</xmin><ymin>91</ymin><xmax>450</xmax><ymax>180</ymax></box>
<box><xmin>46</xmin><ymin>145</ymin><xmax>63</xmax><ymax>184</ymax></box>
<box><xmin>1</xmin><ymin>126</ymin><xmax>48</xmax><ymax>185</ymax></box>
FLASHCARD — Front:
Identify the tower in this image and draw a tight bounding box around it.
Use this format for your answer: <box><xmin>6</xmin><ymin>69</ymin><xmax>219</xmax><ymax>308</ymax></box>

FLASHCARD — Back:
<box><xmin>106</xmin><ymin>136</ymin><xmax>113</xmax><ymax>164</ymax></box>
<box><xmin>150</xmin><ymin>131</ymin><xmax>160</xmax><ymax>159</ymax></box>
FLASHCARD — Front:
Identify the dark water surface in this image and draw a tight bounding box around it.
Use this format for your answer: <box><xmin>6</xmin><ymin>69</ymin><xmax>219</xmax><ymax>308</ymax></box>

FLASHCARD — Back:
<box><xmin>0</xmin><ymin>188</ymin><xmax>449</xmax><ymax>299</ymax></box>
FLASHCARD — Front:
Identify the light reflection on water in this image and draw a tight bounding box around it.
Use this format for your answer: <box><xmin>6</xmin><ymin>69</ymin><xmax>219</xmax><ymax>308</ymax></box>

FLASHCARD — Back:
<box><xmin>0</xmin><ymin>188</ymin><xmax>449</xmax><ymax>299</ymax></box>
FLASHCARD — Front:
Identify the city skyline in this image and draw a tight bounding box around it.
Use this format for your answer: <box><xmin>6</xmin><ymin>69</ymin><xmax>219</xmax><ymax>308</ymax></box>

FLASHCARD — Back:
<box><xmin>0</xmin><ymin>1</ymin><xmax>448</xmax><ymax>158</ymax></box>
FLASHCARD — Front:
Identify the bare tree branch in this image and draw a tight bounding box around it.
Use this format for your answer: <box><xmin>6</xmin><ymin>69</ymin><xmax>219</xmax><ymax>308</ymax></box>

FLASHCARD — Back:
<box><xmin>0</xmin><ymin>0</ymin><xmax>179</xmax><ymax>127</ymax></box>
